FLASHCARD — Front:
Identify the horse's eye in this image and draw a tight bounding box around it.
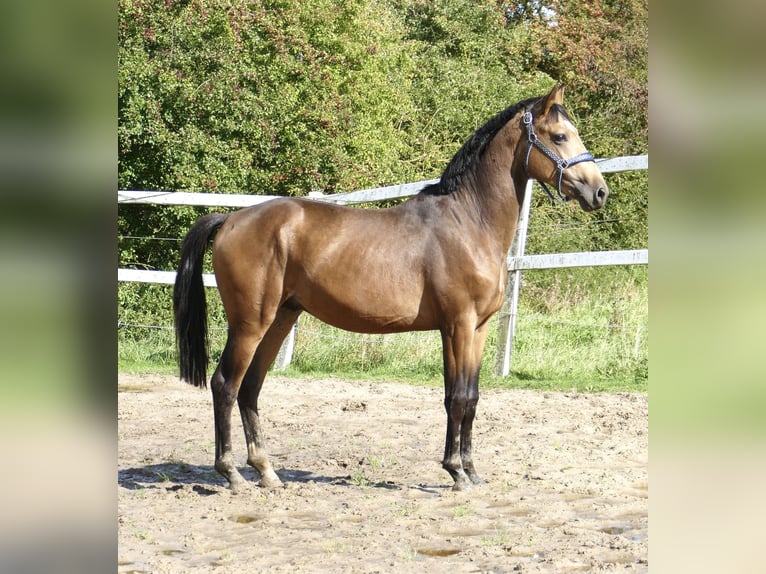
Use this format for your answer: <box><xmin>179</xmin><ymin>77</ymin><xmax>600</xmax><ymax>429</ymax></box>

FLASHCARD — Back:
<box><xmin>552</xmin><ymin>133</ymin><xmax>567</xmax><ymax>144</ymax></box>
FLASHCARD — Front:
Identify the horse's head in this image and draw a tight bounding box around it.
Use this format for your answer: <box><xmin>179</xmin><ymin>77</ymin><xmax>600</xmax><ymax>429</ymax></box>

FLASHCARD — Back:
<box><xmin>523</xmin><ymin>85</ymin><xmax>609</xmax><ymax>212</ymax></box>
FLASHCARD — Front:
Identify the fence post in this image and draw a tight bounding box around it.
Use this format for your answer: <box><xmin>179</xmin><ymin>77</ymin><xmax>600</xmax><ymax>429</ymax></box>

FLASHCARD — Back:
<box><xmin>493</xmin><ymin>179</ymin><xmax>534</xmax><ymax>377</ymax></box>
<box><xmin>273</xmin><ymin>323</ymin><xmax>297</xmax><ymax>371</ymax></box>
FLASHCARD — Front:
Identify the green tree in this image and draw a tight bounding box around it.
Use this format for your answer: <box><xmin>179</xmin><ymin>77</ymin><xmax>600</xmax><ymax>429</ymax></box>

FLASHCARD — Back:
<box><xmin>119</xmin><ymin>0</ymin><xmax>419</xmax><ymax>196</ymax></box>
<box><xmin>400</xmin><ymin>0</ymin><xmax>553</xmax><ymax>174</ymax></box>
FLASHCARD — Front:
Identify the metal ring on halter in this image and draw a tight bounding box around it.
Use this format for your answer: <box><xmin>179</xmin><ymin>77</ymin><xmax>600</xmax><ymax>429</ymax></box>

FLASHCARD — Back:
<box><xmin>522</xmin><ymin>109</ymin><xmax>596</xmax><ymax>204</ymax></box>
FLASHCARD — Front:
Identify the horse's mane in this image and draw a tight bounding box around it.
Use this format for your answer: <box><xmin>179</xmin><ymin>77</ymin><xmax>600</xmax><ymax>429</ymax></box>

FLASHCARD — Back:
<box><xmin>420</xmin><ymin>95</ymin><xmax>568</xmax><ymax>196</ymax></box>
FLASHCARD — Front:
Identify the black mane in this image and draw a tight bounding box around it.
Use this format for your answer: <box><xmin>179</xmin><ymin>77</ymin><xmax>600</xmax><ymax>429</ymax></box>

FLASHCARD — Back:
<box><xmin>420</xmin><ymin>95</ymin><xmax>542</xmax><ymax>196</ymax></box>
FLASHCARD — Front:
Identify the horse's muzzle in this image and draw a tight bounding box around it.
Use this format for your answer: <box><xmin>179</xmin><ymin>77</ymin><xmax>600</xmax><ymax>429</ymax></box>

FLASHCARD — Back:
<box><xmin>574</xmin><ymin>181</ymin><xmax>609</xmax><ymax>212</ymax></box>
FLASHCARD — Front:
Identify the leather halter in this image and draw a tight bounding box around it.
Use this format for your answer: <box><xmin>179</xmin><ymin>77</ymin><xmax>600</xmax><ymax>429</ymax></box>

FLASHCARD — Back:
<box><xmin>522</xmin><ymin>110</ymin><xmax>595</xmax><ymax>203</ymax></box>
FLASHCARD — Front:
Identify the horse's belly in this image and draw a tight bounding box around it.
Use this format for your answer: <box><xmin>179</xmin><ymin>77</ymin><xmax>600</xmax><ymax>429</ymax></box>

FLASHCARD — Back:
<box><xmin>313</xmin><ymin>308</ymin><xmax>428</xmax><ymax>334</ymax></box>
<box><xmin>293</xmin><ymin>281</ymin><xmax>433</xmax><ymax>334</ymax></box>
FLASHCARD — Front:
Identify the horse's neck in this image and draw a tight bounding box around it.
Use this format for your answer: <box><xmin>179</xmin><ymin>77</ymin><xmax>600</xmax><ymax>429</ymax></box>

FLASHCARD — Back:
<box><xmin>460</xmin><ymin>126</ymin><xmax>525</xmax><ymax>254</ymax></box>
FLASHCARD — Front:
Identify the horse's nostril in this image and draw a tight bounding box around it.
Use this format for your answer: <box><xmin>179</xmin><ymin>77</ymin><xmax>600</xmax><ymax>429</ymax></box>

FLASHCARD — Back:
<box><xmin>597</xmin><ymin>187</ymin><xmax>607</xmax><ymax>201</ymax></box>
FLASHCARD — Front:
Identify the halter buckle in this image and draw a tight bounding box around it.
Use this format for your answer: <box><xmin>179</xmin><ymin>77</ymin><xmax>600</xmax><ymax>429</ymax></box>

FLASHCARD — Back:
<box><xmin>522</xmin><ymin>111</ymin><xmax>533</xmax><ymax>126</ymax></box>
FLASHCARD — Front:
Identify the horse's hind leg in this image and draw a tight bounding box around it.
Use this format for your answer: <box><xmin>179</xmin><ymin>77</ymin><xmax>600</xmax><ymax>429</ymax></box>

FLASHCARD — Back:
<box><xmin>238</xmin><ymin>306</ymin><xmax>301</xmax><ymax>488</ymax></box>
<box><xmin>210</xmin><ymin>325</ymin><xmax>267</xmax><ymax>492</ymax></box>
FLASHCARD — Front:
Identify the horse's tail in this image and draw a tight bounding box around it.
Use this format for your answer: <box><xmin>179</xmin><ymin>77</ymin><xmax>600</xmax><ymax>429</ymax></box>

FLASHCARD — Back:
<box><xmin>173</xmin><ymin>212</ymin><xmax>230</xmax><ymax>388</ymax></box>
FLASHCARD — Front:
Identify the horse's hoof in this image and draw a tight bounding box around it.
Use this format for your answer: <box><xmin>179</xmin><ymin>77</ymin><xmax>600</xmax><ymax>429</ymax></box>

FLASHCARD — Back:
<box><xmin>258</xmin><ymin>473</ymin><xmax>284</xmax><ymax>489</ymax></box>
<box><xmin>229</xmin><ymin>479</ymin><xmax>250</xmax><ymax>494</ymax></box>
<box><xmin>451</xmin><ymin>479</ymin><xmax>473</xmax><ymax>492</ymax></box>
<box><xmin>469</xmin><ymin>474</ymin><xmax>485</xmax><ymax>486</ymax></box>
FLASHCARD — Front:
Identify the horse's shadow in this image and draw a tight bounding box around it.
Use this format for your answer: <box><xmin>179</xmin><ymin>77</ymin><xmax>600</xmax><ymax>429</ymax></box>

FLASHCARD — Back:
<box><xmin>118</xmin><ymin>463</ymin><xmax>229</xmax><ymax>493</ymax></box>
<box><xmin>118</xmin><ymin>463</ymin><xmax>445</xmax><ymax>495</ymax></box>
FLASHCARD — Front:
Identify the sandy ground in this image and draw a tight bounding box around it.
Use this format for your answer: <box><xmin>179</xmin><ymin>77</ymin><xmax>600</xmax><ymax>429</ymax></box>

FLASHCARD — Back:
<box><xmin>118</xmin><ymin>374</ymin><xmax>647</xmax><ymax>573</ymax></box>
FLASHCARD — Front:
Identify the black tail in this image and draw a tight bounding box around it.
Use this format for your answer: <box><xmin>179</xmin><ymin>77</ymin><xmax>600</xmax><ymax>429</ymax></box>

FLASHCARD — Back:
<box><xmin>173</xmin><ymin>213</ymin><xmax>229</xmax><ymax>388</ymax></box>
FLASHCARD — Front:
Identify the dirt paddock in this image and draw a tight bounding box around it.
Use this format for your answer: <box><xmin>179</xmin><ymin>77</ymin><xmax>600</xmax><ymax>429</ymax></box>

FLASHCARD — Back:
<box><xmin>118</xmin><ymin>374</ymin><xmax>647</xmax><ymax>573</ymax></box>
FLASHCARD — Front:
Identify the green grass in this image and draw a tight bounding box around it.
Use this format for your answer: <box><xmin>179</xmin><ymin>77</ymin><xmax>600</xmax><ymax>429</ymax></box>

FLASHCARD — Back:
<box><xmin>498</xmin><ymin>267</ymin><xmax>648</xmax><ymax>392</ymax></box>
<box><xmin>118</xmin><ymin>267</ymin><xmax>647</xmax><ymax>393</ymax></box>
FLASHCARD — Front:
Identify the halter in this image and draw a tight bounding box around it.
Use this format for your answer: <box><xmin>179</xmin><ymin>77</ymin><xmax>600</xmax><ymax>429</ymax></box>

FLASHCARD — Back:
<box><xmin>522</xmin><ymin>110</ymin><xmax>595</xmax><ymax>203</ymax></box>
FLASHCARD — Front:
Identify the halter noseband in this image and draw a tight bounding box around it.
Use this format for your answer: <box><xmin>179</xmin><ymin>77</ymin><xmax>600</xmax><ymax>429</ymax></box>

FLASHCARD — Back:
<box><xmin>522</xmin><ymin>110</ymin><xmax>595</xmax><ymax>203</ymax></box>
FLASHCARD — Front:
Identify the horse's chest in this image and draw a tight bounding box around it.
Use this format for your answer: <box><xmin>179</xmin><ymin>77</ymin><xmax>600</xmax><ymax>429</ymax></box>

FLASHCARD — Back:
<box><xmin>459</xmin><ymin>261</ymin><xmax>506</xmax><ymax>314</ymax></box>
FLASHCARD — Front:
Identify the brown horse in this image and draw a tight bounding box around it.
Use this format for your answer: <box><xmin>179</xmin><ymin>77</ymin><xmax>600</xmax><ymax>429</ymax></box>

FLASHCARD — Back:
<box><xmin>173</xmin><ymin>85</ymin><xmax>608</xmax><ymax>492</ymax></box>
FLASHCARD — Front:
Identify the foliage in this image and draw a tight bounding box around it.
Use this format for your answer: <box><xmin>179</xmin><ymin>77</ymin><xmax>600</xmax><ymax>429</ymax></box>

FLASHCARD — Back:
<box><xmin>512</xmin><ymin>0</ymin><xmax>648</xmax><ymax>157</ymax></box>
<box><xmin>399</xmin><ymin>0</ymin><xmax>553</xmax><ymax>172</ymax></box>
<box><xmin>119</xmin><ymin>0</ymin><xmax>415</xmax><ymax>195</ymax></box>
<box><xmin>118</xmin><ymin>0</ymin><xmax>564</xmax><ymax>271</ymax></box>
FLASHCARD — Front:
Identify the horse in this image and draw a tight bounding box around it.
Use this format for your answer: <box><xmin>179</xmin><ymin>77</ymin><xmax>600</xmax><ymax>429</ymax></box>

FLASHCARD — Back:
<box><xmin>173</xmin><ymin>85</ymin><xmax>609</xmax><ymax>492</ymax></box>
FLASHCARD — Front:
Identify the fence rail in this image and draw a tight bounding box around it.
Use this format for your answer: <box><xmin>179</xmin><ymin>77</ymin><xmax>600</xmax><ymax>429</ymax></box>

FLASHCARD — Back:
<box><xmin>118</xmin><ymin>154</ymin><xmax>647</xmax><ymax>374</ymax></box>
<box><xmin>509</xmin><ymin>248</ymin><xmax>647</xmax><ymax>270</ymax></box>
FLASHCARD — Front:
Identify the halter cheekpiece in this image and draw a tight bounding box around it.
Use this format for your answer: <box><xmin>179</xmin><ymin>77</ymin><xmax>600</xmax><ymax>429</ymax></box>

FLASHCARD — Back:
<box><xmin>522</xmin><ymin>109</ymin><xmax>595</xmax><ymax>203</ymax></box>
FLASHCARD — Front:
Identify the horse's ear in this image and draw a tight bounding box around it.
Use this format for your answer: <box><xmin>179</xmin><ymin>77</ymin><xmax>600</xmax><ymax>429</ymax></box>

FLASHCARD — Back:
<box><xmin>541</xmin><ymin>84</ymin><xmax>565</xmax><ymax>115</ymax></box>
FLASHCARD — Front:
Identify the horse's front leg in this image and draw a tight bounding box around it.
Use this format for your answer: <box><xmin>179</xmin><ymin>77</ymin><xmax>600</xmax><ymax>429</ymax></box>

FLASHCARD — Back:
<box><xmin>460</xmin><ymin>321</ymin><xmax>490</xmax><ymax>485</ymax></box>
<box><xmin>458</xmin><ymin>370</ymin><xmax>483</xmax><ymax>486</ymax></box>
<box><xmin>442</xmin><ymin>383</ymin><xmax>471</xmax><ymax>491</ymax></box>
<box><xmin>440</xmin><ymin>323</ymin><xmax>483</xmax><ymax>491</ymax></box>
